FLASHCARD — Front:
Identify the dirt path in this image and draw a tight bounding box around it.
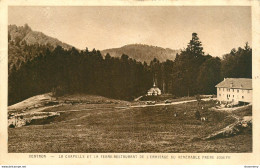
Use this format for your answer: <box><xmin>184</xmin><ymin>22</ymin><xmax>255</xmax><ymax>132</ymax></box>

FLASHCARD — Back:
<box><xmin>130</xmin><ymin>98</ymin><xmax>215</xmax><ymax>108</ymax></box>
<box><xmin>211</xmin><ymin>103</ymin><xmax>252</xmax><ymax>112</ymax></box>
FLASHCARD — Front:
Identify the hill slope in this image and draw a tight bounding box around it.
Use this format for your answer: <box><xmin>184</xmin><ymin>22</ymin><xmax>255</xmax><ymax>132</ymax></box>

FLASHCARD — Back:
<box><xmin>8</xmin><ymin>24</ymin><xmax>72</xmax><ymax>49</ymax></box>
<box><xmin>8</xmin><ymin>24</ymin><xmax>73</xmax><ymax>71</ymax></box>
<box><xmin>101</xmin><ymin>44</ymin><xmax>180</xmax><ymax>63</ymax></box>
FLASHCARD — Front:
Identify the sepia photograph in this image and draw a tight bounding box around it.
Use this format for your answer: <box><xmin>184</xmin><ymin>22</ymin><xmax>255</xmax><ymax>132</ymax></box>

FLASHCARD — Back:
<box><xmin>6</xmin><ymin>5</ymin><xmax>253</xmax><ymax>154</ymax></box>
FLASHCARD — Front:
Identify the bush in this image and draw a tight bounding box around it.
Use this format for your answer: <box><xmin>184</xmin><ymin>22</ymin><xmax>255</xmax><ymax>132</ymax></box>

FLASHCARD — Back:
<box><xmin>9</xmin><ymin>124</ymin><xmax>15</xmax><ymax>128</ymax></box>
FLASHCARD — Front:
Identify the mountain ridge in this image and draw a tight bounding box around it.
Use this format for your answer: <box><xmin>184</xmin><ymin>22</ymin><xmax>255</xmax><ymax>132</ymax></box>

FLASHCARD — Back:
<box><xmin>8</xmin><ymin>24</ymin><xmax>73</xmax><ymax>50</ymax></box>
<box><xmin>101</xmin><ymin>44</ymin><xmax>180</xmax><ymax>63</ymax></box>
<box><xmin>8</xmin><ymin>24</ymin><xmax>75</xmax><ymax>71</ymax></box>
<box><xmin>8</xmin><ymin>24</ymin><xmax>180</xmax><ymax>71</ymax></box>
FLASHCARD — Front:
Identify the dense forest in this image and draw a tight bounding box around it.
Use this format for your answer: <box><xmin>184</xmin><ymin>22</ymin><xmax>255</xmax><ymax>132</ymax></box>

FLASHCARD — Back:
<box><xmin>8</xmin><ymin>28</ymin><xmax>252</xmax><ymax>105</ymax></box>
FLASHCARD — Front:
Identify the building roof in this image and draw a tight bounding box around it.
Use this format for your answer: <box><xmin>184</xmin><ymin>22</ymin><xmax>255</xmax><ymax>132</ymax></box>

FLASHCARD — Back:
<box><xmin>148</xmin><ymin>87</ymin><xmax>161</xmax><ymax>93</ymax></box>
<box><xmin>215</xmin><ymin>78</ymin><xmax>252</xmax><ymax>90</ymax></box>
<box><xmin>148</xmin><ymin>82</ymin><xmax>161</xmax><ymax>93</ymax></box>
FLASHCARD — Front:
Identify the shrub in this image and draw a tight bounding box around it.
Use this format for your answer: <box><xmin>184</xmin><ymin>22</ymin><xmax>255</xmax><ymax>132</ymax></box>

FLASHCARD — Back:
<box><xmin>9</xmin><ymin>124</ymin><xmax>15</xmax><ymax>128</ymax></box>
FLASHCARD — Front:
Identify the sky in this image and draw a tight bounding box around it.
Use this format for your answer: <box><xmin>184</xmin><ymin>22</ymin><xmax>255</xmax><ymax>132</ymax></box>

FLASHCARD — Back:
<box><xmin>8</xmin><ymin>6</ymin><xmax>251</xmax><ymax>57</ymax></box>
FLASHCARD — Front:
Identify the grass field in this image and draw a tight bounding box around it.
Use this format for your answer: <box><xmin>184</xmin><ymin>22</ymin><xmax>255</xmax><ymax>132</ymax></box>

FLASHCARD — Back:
<box><xmin>8</xmin><ymin>100</ymin><xmax>252</xmax><ymax>153</ymax></box>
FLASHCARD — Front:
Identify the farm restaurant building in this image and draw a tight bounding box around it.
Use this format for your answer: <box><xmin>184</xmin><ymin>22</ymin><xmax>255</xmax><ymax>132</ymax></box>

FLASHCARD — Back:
<box><xmin>215</xmin><ymin>78</ymin><xmax>252</xmax><ymax>103</ymax></box>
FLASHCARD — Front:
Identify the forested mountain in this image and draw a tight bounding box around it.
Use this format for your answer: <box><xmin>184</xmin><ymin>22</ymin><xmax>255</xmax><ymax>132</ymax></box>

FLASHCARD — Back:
<box><xmin>8</xmin><ymin>24</ymin><xmax>72</xmax><ymax>49</ymax></box>
<box><xmin>8</xmin><ymin>24</ymin><xmax>73</xmax><ymax>71</ymax></box>
<box><xmin>101</xmin><ymin>44</ymin><xmax>180</xmax><ymax>63</ymax></box>
<box><xmin>8</xmin><ymin>24</ymin><xmax>252</xmax><ymax>106</ymax></box>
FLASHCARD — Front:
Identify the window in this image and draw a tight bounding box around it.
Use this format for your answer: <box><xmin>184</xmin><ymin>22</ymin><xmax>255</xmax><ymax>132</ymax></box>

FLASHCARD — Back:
<box><xmin>219</xmin><ymin>94</ymin><xmax>221</xmax><ymax>96</ymax></box>
<box><xmin>233</xmin><ymin>95</ymin><xmax>234</xmax><ymax>98</ymax></box>
<box><xmin>237</xmin><ymin>90</ymin><xmax>239</xmax><ymax>93</ymax></box>
<box><xmin>242</xmin><ymin>96</ymin><xmax>244</xmax><ymax>99</ymax></box>
<box><xmin>232</xmin><ymin>89</ymin><xmax>234</xmax><ymax>92</ymax></box>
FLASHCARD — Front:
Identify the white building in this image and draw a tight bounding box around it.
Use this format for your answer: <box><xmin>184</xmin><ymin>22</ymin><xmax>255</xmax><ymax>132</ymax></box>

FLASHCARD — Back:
<box><xmin>215</xmin><ymin>78</ymin><xmax>252</xmax><ymax>103</ymax></box>
<box><xmin>147</xmin><ymin>83</ymin><xmax>161</xmax><ymax>96</ymax></box>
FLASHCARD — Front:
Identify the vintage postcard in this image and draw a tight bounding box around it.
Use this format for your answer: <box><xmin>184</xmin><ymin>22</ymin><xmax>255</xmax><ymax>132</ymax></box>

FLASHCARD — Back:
<box><xmin>0</xmin><ymin>0</ymin><xmax>260</xmax><ymax>165</ymax></box>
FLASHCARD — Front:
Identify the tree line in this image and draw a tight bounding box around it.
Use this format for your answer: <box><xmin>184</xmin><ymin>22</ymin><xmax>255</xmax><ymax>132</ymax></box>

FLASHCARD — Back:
<box><xmin>8</xmin><ymin>33</ymin><xmax>252</xmax><ymax>105</ymax></box>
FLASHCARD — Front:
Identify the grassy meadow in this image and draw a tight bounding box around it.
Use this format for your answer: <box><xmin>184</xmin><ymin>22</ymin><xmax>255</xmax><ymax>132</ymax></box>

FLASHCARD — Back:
<box><xmin>8</xmin><ymin>100</ymin><xmax>252</xmax><ymax>153</ymax></box>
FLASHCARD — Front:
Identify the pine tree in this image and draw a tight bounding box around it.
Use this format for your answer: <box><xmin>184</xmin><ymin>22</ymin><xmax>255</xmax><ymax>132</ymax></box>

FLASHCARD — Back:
<box><xmin>186</xmin><ymin>33</ymin><xmax>204</xmax><ymax>57</ymax></box>
<box><xmin>171</xmin><ymin>32</ymin><xmax>206</xmax><ymax>96</ymax></box>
